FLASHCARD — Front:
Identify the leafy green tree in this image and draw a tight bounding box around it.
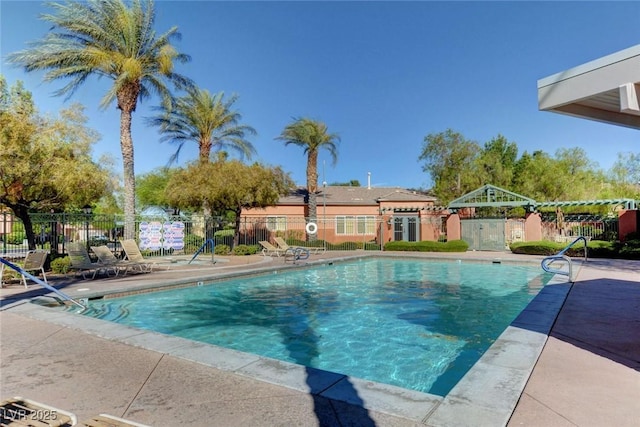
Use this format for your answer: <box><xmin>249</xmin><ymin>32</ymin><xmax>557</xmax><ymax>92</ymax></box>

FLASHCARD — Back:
<box><xmin>419</xmin><ymin>129</ymin><xmax>481</xmax><ymax>203</ymax></box>
<box><xmin>0</xmin><ymin>77</ymin><xmax>109</xmax><ymax>249</ymax></box>
<box><xmin>148</xmin><ymin>88</ymin><xmax>256</xmax><ymax>164</ymax></box>
<box><xmin>610</xmin><ymin>152</ymin><xmax>640</xmax><ymax>187</ymax></box>
<box><xmin>513</xmin><ymin>150</ymin><xmax>561</xmax><ymax>201</ymax></box>
<box><xmin>422</xmin><ymin>128</ymin><xmax>633</xmax><ymax>215</ymax></box>
<box><xmin>600</xmin><ymin>152</ymin><xmax>640</xmax><ymax>203</ymax></box>
<box><xmin>554</xmin><ymin>147</ymin><xmax>605</xmax><ymax>200</ymax></box>
<box><xmin>276</xmin><ymin>118</ymin><xmax>339</xmax><ymax>238</ymax></box>
<box><xmin>475</xmin><ymin>135</ymin><xmax>518</xmax><ymax>189</ymax></box>
<box><xmin>513</xmin><ymin>148</ymin><xmax>605</xmax><ymax>204</ymax></box>
<box><xmin>7</xmin><ymin>0</ymin><xmax>192</xmax><ymax>240</ymax></box>
<box><xmin>92</xmin><ymin>154</ymin><xmax>124</xmax><ymax>215</ymax></box>
<box><xmin>136</xmin><ymin>167</ymin><xmax>175</xmax><ymax>209</ymax></box>
<box><xmin>165</xmin><ymin>157</ymin><xmax>294</xmax><ymax>246</ymax></box>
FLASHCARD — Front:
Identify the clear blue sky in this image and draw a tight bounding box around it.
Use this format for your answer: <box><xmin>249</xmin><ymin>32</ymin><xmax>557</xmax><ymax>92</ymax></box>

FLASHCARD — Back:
<box><xmin>2</xmin><ymin>1</ymin><xmax>639</xmax><ymax>189</ymax></box>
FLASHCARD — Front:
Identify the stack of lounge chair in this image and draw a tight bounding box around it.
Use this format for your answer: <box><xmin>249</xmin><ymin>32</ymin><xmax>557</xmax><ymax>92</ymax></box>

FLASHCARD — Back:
<box><xmin>274</xmin><ymin>237</ymin><xmax>326</xmax><ymax>255</ymax></box>
<box><xmin>67</xmin><ymin>242</ymin><xmax>116</xmax><ymax>279</ymax></box>
<box><xmin>90</xmin><ymin>245</ymin><xmax>148</xmax><ymax>276</ymax></box>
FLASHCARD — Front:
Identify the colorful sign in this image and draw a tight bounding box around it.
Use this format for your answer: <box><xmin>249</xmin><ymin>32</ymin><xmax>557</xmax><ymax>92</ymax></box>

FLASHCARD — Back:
<box><xmin>139</xmin><ymin>221</ymin><xmax>185</xmax><ymax>251</ymax></box>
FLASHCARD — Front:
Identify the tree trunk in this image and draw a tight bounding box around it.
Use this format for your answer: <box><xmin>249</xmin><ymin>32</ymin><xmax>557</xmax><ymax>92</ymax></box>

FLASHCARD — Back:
<box><xmin>233</xmin><ymin>208</ymin><xmax>242</xmax><ymax>248</ymax></box>
<box><xmin>11</xmin><ymin>204</ymin><xmax>36</xmax><ymax>250</ymax></box>
<box><xmin>306</xmin><ymin>150</ymin><xmax>318</xmax><ymax>241</ymax></box>
<box><xmin>307</xmin><ymin>191</ymin><xmax>318</xmax><ymax>242</ymax></box>
<box><xmin>117</xmin><ymin>85</ymin><xmax>139</xmax><ymax>241</ymax></box>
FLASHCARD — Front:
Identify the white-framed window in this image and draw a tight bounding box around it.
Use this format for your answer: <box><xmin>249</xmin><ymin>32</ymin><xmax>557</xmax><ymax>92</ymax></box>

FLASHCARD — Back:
<box><xmin>266</xmin><ymin>216</ymin><xmax>287</xmax><ymax>231</ymax></box>
<box><xmin>336</xmin><ymin>216</ymin><xmax>376</xmax><ymax>235</ymax></box>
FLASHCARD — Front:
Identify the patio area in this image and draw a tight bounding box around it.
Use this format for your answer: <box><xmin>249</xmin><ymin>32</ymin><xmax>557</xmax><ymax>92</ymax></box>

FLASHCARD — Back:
<box><xmin>1</xmin><ymin>252</ymin><xmax>638</xmax><ymax>426</ymax></box>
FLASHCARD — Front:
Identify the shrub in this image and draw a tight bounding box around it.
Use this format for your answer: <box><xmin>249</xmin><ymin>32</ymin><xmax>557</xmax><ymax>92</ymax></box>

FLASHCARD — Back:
<box><xmin>510</xmin><ymin>241</ymin><xmax>559</xmax><ymax>256</ymax></box>
<box><xmin>214</xmin><ymin>229</ymin><xmax>234</xmax><ymax>246</ymax></box>
<box><xmin>232</xmin><ymin>244</ymin><xmax>259</xmax><ymax>256</ymax></box>
<box><xmin>184</xmin><ymin>234</ymin><xmax>204</xmax><ymax>253</ymax></box>
<box><xmin>50</xmin><ymin>256</ymin><xmax>71</xmax><ymax>274</ymax></box>
<box><xmin>327</xmin><ymin>241</ymin><xmax>357</xmax><ymax>250</ymax></box>
<box><xmin>214</xmin><ymin>244</ymin><xmax>230</xmax><ymax>255</ymax></box>
<box><xmin>384</xmin><ymin>240</ymin><xmax>468</xmax><ymax>252</ymax></box>
<box><xmin>594</xmin><ymin>230</ymin><xmax>617</xmax><ymax>241</ymax></box>
<box><xmin>6</xmin><ymin>232</ymin><xmax>26</xmax><ymax>245</ymax></box>
<box><xmin>364</xmin><ymin>242</ymin><xmax>381</xmax><ymax>251</ymax></box>
<box><xmin>617</xmin><ymin>238</ymin><xmax>640</xmax><ymax>260</ymax></box>
<box><xmin>509</xmin><ymin>240</ymin><xmax>625</xmax><ymax>258</ymax></box>
<box><xmin>1</xmin><ymin>266</ymin><xmax>21</xmax><ymax>281</ymax></box>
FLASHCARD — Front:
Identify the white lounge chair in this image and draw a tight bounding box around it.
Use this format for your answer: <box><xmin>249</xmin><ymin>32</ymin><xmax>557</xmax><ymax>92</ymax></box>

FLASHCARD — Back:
<box><xmin>91</xmin><ymin>245</ymin><xmax>147</xmax><ymax>276</ymax></box>
<box><xmin>274</xmin><ymin>236</ymin><xmax>325</xmax><ymax>255</ymax></box>
<box><xmin>68</xmin><ymin>242</ymin><xmax>115</xmax><ymax>279</ymax></box>
<box><xmin>259</xmin><ymin>240</ymin><xmax>283</xmax><ymax>257</ymax></box>
<box><xmin>120</xmin><ymin>239</ymin><xmax>167</xmax><ymax>272</ymax></box>
<box><xmin>0</xmin><ymin>250</ymin><xmax>49</xmax><ymax>288</ymax></box>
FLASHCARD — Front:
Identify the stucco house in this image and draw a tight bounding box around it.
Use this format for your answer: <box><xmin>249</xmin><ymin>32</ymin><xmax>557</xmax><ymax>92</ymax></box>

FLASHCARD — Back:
<box><xmin>242</xmin><ymin>185</ymin><xmax>447</xmax><ymax>245</ymax></box>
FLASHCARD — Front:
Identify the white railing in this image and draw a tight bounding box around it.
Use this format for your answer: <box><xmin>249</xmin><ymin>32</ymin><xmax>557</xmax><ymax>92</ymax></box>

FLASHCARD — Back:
<box><xmin>541</xmin><ymin>236</ymin><xmax>588</xmax><ymax>281</ymax></box>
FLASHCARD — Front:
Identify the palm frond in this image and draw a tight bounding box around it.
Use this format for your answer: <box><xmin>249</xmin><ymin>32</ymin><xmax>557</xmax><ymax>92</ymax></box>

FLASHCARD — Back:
<box><xmin>276</xmin><ymin>117</ymin><xmax>340</xmax><ymax>165</ymax></box>
<box><xmin>148</xmin><ymin>87</ymin><xmax>256</xmax><ymax>163</ymax></box>
<box><xmin>8</xmin><ymin>0</ymin><xmax>192</xmax><ymax>111</ymax></box>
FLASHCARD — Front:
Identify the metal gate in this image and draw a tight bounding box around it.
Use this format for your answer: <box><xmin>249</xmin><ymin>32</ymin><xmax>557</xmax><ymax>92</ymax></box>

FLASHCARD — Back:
<box><xmin>461</xmin><ymin>219</ymin><xmax>506</xmax><ymax>251</ymax></box>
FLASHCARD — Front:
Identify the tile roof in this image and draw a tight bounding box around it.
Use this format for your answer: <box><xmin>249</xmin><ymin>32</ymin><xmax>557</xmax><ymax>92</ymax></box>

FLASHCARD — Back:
<box><xmin>278</xmin><ymin>186</ymin><xmax>437</xmax><ymax>206</ymax></box>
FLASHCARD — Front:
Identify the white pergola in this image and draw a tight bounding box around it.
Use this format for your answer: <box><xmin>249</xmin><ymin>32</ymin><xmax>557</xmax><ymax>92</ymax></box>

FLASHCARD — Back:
<box><xmin>538</xmin><ymin>44</ymin><xmax>640</xmax><ymax>130</ymax></box>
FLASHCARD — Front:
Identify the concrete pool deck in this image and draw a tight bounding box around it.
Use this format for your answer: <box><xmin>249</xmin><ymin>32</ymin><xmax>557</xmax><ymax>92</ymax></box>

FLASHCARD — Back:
<box><xmin>1</xmin><ymin>252</ymin><xmax>638</xmax><ymax>426</ymax></box>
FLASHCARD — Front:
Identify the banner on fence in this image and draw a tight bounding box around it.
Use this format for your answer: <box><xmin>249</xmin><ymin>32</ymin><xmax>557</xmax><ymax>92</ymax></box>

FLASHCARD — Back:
<box><xmin>139</xmin><ymin>221</ymin><xmax>185</xmax><ymax>251</ymax></box>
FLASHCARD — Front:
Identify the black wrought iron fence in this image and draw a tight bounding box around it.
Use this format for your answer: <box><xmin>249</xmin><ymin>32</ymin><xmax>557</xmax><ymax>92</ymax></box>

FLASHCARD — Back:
<box><xmin>0</xmin><ymin>212</ymin><xmax>384</xmax><ymax>258</ymax></box>
<box><xmin>0</xmin><ymin>210</ymin><xmax>622</xmax><ymax>259</ymax></box>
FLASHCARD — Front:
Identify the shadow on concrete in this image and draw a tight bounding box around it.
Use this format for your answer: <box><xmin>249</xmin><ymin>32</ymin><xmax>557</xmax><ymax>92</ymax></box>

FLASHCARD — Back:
<box><xmin>279</xmin><ymin>312</ymin><xmax>376</xmax><ymax>426</ymax></box>
<box><xmin>576</xmin><ymin>258</ymin><xmax>640</xmax><ymax>274</ymax></box>
<box><xmin>549</xmin><ymin>278</ymin><xmax>640</xmax><ymax>370</ymax></box>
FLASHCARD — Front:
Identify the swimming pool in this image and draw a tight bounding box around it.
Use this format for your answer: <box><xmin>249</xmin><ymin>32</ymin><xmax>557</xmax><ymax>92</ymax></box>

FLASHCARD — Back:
<box><xmin>71</xmin><ymin>258</ymin><xmax>551</xmax><ymax>395</ymax></box>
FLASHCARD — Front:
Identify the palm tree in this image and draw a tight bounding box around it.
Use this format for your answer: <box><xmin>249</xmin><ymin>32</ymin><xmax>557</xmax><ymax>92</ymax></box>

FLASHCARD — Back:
<box><xmin>148</xmin><ymin>88</ymin><xmax>256</xmax><ymax>164</ymax></box>
<box><xmin>276</xmin><ymin>118</ymin><xmax>339</xmax><ymax>238</ymax></box>
<box><xmin>7</xmin><ymin>0</ymin><xmax>192</xmax><ymax>239</ymax></box>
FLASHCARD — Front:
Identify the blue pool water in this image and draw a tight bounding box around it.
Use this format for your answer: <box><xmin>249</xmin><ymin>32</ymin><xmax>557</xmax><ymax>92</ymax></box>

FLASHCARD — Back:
<box><xmin>72</xmin><ymin>258</ymin><xmax>551</xmax><ymax>395</ymax></box>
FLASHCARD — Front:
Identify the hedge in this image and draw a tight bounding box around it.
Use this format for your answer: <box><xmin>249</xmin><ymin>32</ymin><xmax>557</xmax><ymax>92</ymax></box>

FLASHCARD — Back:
<box><xmin>384</xmin><ymin>240</ymin><xmax>468</xmax><ymax>252</ymax></box>
<box><xmin>510</xmin><ymin>239</ymin><xmax>640</xmax><ymax>260</ymax></box>
<box><xmin>232</xmin><ymin>244</ymin><xmax>260</xmax><ymax>256</ymax></box>
<box><xmin>284</xmin><ymin>239</ymin><xmax>381</xmax><ymax>251</ymax></box>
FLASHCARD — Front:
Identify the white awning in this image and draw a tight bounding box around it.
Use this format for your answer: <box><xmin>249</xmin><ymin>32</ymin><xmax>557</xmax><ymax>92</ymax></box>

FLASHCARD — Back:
<box><xmin>538</xmin><ymin>45</ymin><xmax>640</xmax><ymax>130</ymax></box>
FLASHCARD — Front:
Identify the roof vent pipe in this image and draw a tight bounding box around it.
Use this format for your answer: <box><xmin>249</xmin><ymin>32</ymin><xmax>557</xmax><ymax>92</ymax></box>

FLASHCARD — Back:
<box><xmin>368</xmin><ymin>172</ymin><xmax>371</xmax><ymax>190</ymax></box>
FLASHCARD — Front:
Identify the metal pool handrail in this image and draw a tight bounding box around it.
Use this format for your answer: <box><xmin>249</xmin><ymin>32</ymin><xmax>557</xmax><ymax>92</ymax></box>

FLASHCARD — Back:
<box><xmin>0</xmin><ymin>257</ymin><xmax>85</xmax><ymax>308</ymax></box>
<box><xmin>541</xmin><ymin>236</ymin><xmax>588</xmax><ymax>281</ymax></box>
<box><xmin>189</xmin><ymin>238</ymin><xmax>216</xmax><ymax>264</ymax></box>
<box><xmin>284</xmin><ymin>247</ymin><xmax>310</xmax><ymax>263</ymax></box>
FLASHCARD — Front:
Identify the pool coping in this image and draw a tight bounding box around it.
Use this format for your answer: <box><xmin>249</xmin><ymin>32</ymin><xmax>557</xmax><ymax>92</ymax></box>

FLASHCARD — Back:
<box><xmin>2</xmin><ymin>255</ymin><xmax>572</xmax><ymax>425</ymax></box>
